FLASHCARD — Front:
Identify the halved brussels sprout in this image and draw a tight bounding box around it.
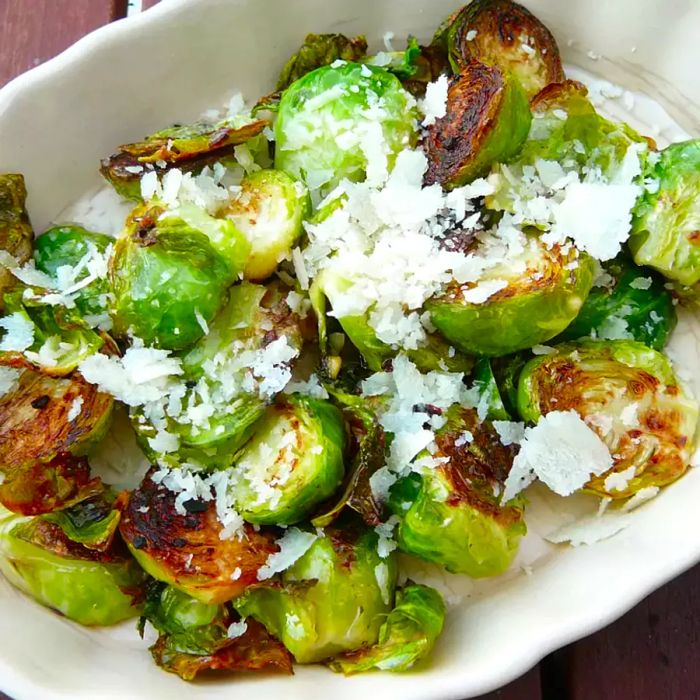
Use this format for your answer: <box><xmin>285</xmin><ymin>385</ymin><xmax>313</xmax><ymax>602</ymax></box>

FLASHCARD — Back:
<box><xmin>0</xmin><ymin>367</ymin><xmax>112</xmax><ymax>513</ymax></box>
<box><xmin>100</xmin><ymin>119</ymin><xmax>268</xmax><ymax>201</ymax></box>
<box><xmin>472</xmin><ymin>357</ymin><xmax>511</xmax><ymax>420</ymax></box>
<box><xmin>0</xmin><ymin>174</ymin><xmax>33</xmax><ymax>306</ymax></box>
<box><xmin>427</xmin><ymin>233</ymin><xmax>595</xmax><ymax>356</ymax></box>
<box><xmin>220</xmin><ymin>169</ymin><xmax>309</xmax><ymax>280</ymax></box>
<box><xmin>442</xmin><ymin>0</ymin><xmax>565</xmax><ymax>97</ymax></box>
<box><xmin>312</xmin><ymin>392</ymin><xmax>386</xmax><ymax>528</ymax></box>
<box><xmin>275</xmin><ymin>62</ymin><xmax>418</xmax><ymax>194</ymax></box>
<box><xmin>140</xmin><ymin>582</ymin><xmax>293</xmax><ymax>680</ymax></box>
<box><xmin>277</xmin><ymin>33</ymin><xmax>369</xmax><ymax>91</ymax></box>
<box><xmin>630</xmin><ymin>140</ymin><xmax>700</xmax><ymax>287</ymax></box>
<box><xmin>232</xmin><ymin>394</ymin><xmax>345</xmax><ymax>525</ymax></box>
<box><xmin>388</xmin><ymin>405</ymin><xmax>526</xmax><ymax>577</ymax></box>
<box><xmin>0</xmin><ymin>505</ymin><xmax>146</xmax><ymax>626</ymax></box>
<box><xmin>423</xmin><ymin>61</ymin><xmax>531</xmax><ymax>188</ymax></box>
<box><xmin>517</xmin><ymin>340</ymin><xmax>698</xmax><ymax>499</ymax></box>
<box><xmin>234</xmin><ymin>525</ymin><xmax>397</xmax><ymax>663</ymax></box>
<box><xmin>313</xmin><ymin>270</ymin><xmax>474</xmax><ymax>373</ymax></box>
<box><xmin>328</xmin><ymin>583</ymin><xmax>446</xmax><ymax>674</ymax></box>
<box><xmin>110</xmin><ymin>204</ymin><xmax>245</xmax><ymax>350</ymax></box>
<box><xmin>556</xmin><ymin>256</ymin><xmax>677</xmax><ymax>350</ymax></box>
<box><xmin>34</xmin><ymin>224</ymin><xmax>113</xmax><ymax>321</ymax></box>
<box><xmin>0</xmin><ymin>288</ymin><xmax>104</xmax><ymax>375</ymax></box>
<box><xmin>120</xmin><ymin>470</ymin><xmax>278</xmax><ymax>604</ymax></box>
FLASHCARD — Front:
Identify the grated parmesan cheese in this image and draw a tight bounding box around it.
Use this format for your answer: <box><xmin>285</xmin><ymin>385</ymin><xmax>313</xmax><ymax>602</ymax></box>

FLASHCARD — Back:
<box><xmin>420</xmin><ymin>75</ymin><xmax>449</xmax><ymax>127</ymax></box>
<box><xmin>0</xmin><ymin>312</ymin><xmax>34</xmax><ymax>352</ymax></box>
<box><xmin>257</xmin><ymin>527</ymin><xmax>317</xmax><ymax>581</ymax></box>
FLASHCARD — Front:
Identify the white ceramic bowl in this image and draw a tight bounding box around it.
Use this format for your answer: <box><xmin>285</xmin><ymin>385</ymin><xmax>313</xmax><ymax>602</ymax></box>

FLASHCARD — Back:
<box><xmin>1</xmin><ymin>1</ymin><xmax>700</xmax><ymax>698</ymax></box>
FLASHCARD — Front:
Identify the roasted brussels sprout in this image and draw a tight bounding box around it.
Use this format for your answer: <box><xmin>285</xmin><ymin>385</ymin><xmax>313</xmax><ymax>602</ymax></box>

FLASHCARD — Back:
<box><xmin>423</xmin><ymin>61</ymin><xmax>531</xmax><ymax>188</ymax></box>
<box><xmin>100</xmin><ymin>119</ymin><xmax>268</xmax><ymax>201</ymax></box>
<box><xmin>232</xmin><ymin>394</ymin><xmax>345</xmax><ymax>525</ymax></box>
<box><xmin>140</xmin><ymin>583</ymin><xmax>293</xmax><ymax>680</ymax></box>
<box><xmin>427</xmin><ymin>233</ymin><xmax>595</xmax><ymax>356</ymax></box>
<box><xmin>0</xmin><ymin>288</ymin><xmax>104</xmax><ymax>375</ymax></box>
<box><xmin>0</xmin><ymin>505</ymin><xmax>145</xmax><ymax>625</ymax></box>
<box><xmin>277</xmin><ymin>33</ymin><xmax>368</xmax><ymax>91</ymax></box>
<box><xmin>0</xmin><ymin>174</ymin><xmax>33</xmax><ymax>306</ymax></box>
<box><xmin>630</xmin><ymin>140</ymin><xmax>700</xmax><ymax>287</ymax></box>
<box><xmin>235</xmin><ymin>525</ymin><xmax>397</xmax><ymax>663</ymax></box>
<box><xmin>275</xmin><ymin>62</ymin><xmax>418</xmax><ymax>194</ymax></box>
<box><xmin>441</xmin><ymin>0</ymin><xmax>565</xmax><ymax>98</ymax></box>
<box><xmin>110</xmin><ymin>204</ymin><xmax>247</xmax><ymax>350</ymax></box>
<box><xmin>328</xmin><ymin>583</ymin><xmax>446</xmax><ymax>674</ymax></box>
<box><xmin>313</xmin><ymin>270</ymin><xmax>474</xmax><ymax>373</ymax></box>
<box><xmin>388</xmin><ymin>405</ymin><xmax>526</xmax><ymax>577</ymax></box>
<box><xmin>312</xmin><ymin>393</ymin><xmax>386</xmax><ymax>528</ymax></box>
<box><xmin>221</xmin><ymin>169</ymin><xmax>309</xmax><ymax>280</ymax></box>
<box><xmin>0</xmin><ymin>367</ymin><xmax>112</xmax><ymax>514</ymax></box>
<box><xmin>556</xmin><ymin>256</ymin><xmax>677</xmax><ymax>350</ymax></box>
<box><xmin>34</xmin><ymin>225</ymin><xmax>113</xmax><ymax>322</ymax></box>
<box><xmin>517</xmin><ymin>340</ymin><xmax>699</xmax><ymax>499</ymax></box>
<box><xmin>120</xmin><ymin>470</ymin><xmax>278</xmax><ymax>604</ymax></box>
<box><xmin>472</xmin><ymin>357</ymin><xmax>511</xmax><ymax>420</ymax></box>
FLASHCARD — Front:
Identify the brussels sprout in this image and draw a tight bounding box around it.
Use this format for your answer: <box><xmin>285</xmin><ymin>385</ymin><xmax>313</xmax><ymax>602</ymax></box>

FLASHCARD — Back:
<box><xmin>313</xmin><ymin>269</ymin><xmax>474</xmax><ymax>373</ymax></box>
<box><xmin>388</xmin><ymin>405</ymin><xmax>526</xmax><ymax>577</ymax></box>
<box><xmin>0</xmin><ymin>505</ymin><xmax>146</xmax><ymax>626</ymax></box>
<box><xmin>517</xmin><ymin>340</ymin><xmax>699</xmax><ymax>499</ymax></box>
<box><xmin>232</xmin><ymin>394</ymin><xmax>345</xmax><ymax>525</ymax></box>
<box><xmin>234</xmin><ymin>525</ymin><xmax>397</xmax><ymax>663</ymax></box>
<box><xmin>442</xmin><ymin>0</ymin><xmax>565</xmax><ymax>98</ymax></box>
<box><xmin>220</xmin><ymin>169</ymin><xmax>310</xmax><ymax>280</ymax></box>
<box><xmin>140</xmin><ymin>582</ymin><xmax>293</xmax><ymax>680</ymax></box>
<box><xmin>110</xmin><ymin>204</ymin><xmax>246</xmax><ymax>350</ymax></box>
<box><xmin>630</xmin><ymin>140</ymin><xmax>700</xmax><ymax>287</ymax></box>
<box><xmin>34</xmin><ymin>225</ymin><xmax>113</xmax><ymax>321</ymax></box>
<box><xmin>427</xmin><ymin>233</ymin><xmax>595</xmax><ymax>356</ymax></box>
<box><xmin>423</xmin><ymin>61</ymin><xmax>531</xmax><ymax>188</ymax></box>
<box><xmin>312</xmin><ymin>393</ymin><xmax>386</xmax><ymax>528</ymax></box>
<box><xmin>100</xmin><ymin>119</ymin><xmax>268</xmax><ymax>201</ymax></box>
<box><xmin>472</xmin><ymin>357</ymin><xmax>510</xmax><ymax>420</ymax></box>
<box><xmin>275</xmin><ymin>63</ymin><xmax>418</xmax><ymax>195</ymax></box>
<box><xmin>328</xmin><ymin>583</ymin><xmax>446</xmax><ymax>674</ymax></box>
<box><xmin>120</xmin><ymin>470</ymin><xmax>278</xmax><ymax>604</ymax></box>
<box><xmin>490</xmin><ymin>352</ymin><xmax>530</xmax><ymax>417</ymax></box>
<box><xmin>0</xmin><ymin>367</ymin><xmax>112</xmax><ymax>514</ymax></box>
<box><xmin>556</xmin><ymin>256</ymin><xmax>677</xmax><ymax>350</ymax></box>
<box><xmin>277</xmin><ymin>33</ymin><xmax>368</xmax><ymax>91</ymax></box>
<box><xmin>0</xmin><ymin>174</ymin><xmax>33</xmax><ymax>306</ymax></box>
<box><xmin>0</xmin><ymin>288</ymin><xmax>104</xmax><ymax>375</ymax></box>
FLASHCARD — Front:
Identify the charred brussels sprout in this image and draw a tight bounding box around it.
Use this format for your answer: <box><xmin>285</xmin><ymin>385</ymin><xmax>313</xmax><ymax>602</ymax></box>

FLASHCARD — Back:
<box><xmin>33</xmin><ymin>224</ymin><xmax>113</xmax><ymax>321</ymax></box>
<box><xmin>328</xmin><ymin>584</ymin><xmax>446</xmax><ymax>674</ymax></box>
<box><xmin>388</xmin><ymin>406</ymin><xmax>526</xmax><ymax>577</ymax></box>
<box><xmin>442</xmin><ymin>0</ymin><xmax>565</xmax><ymax>98</ymax></box>
<box><xmin>232</xmin><ymin>394</ymin><xmax>346</xmax><ymax>525</ymax></box>
<box><xmin>235</xmin><ymin>526</ymin><xmax>397</xmax><ymax>663</ymax></box>
<box><xmin>517</xmin><ymin>341</ymin><xmax>698</xmax><ymax>499</ymax></box>
<box><xmin>120</xmin><ymin>471</ymin><xmax>278</xmax><ymax>604</ymax></box>
<box><xmin>557</xmin><ymin>257</ymin><xmax>677</xmax><ymax>350</ymax></box>
<box><xmin>0</xmin><ymin>367</ymin><xmax>112</xmax><ymax>514</ymax></box>
<box><xmin>423</xmin><ymin>62</ymin><xmax>531</xmax><ymax>188</ymax></box>
<box><xmin>427</xmin><ymin>233</ymin><xmax>595</xmax><ymax>356</ymax></box>
<box><xmin>140</xmin><ymin>583</ymin><xmax>293</xmax><ymax>680</ymax></box>
<box><xmin>0</xmin><ymin>505</ymin><xmax>145</xmax><ymax>626</ymax></box>
<box><xmin>277</xmin><ymin>33</ymin><xmax>368</xmax><ymax>91</ymax></box>
<box><xmin>221</xmin><ymin>169</ymin><xmax>309</xmax><ymax>281</ymax></box>
<box><xmin>630</xmin><ymin>140</ymin><xmax>700</xmax><ymax>287</ymax></box>
<box><xmin>0</xmin><ymin>174</ymin><xmax>33</xmax><ymax>305</ymax></box>
<box><xmin>100</xmin><ymin>119</ymin><xmax>268</xmax><ymax>201</ymax></box>
<box><xmin>275</xmin><ymin>63</ymin><xmax>418</xmax><ymax>195</ymax></box>
<box><xmin>110</xmin><ymin>204</ymin><xmax>246</xmax><ymax>350</ymax></box>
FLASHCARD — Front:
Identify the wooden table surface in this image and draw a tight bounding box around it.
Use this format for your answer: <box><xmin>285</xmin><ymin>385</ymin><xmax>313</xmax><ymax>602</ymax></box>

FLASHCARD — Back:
<box><xmin>1</xmin><ymin>1</ymin><xmax>699</xmax><ymax>698</ymax></box>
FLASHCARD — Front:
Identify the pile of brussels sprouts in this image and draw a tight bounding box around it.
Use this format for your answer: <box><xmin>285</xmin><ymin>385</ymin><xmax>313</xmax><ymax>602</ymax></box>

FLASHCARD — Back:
<box><xmin>0</xmin><ymin>0</ymin><xmax>699</xmax><ymax>683</ymax></box>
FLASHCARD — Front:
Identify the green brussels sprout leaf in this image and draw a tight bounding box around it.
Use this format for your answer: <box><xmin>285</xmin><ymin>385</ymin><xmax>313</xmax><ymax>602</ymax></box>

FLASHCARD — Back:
<box><xmin>0</xmin><ymin>174</ymin><xmax>33</xmax><ymax>308</ymax></box>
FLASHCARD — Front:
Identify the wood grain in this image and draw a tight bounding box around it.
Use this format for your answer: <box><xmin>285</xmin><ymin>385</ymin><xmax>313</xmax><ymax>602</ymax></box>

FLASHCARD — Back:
<box><xmin>0</xmin><ymin>0</ymin><xmax>127</xmax><ymax>87</ymax></box>
<box><xmin>567</xmin><ymin>562</ymin><xmax>700</xmax><ymax>700</ymax></box>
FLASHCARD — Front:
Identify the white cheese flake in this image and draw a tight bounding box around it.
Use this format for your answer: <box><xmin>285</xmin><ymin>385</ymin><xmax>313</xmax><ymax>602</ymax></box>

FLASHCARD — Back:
<box><xmin>257</xmin><ymin>528</ymin><xmax>317</xmax><ymax>581</ymax></box>
<box><xmin>227</xmin><ymin>620</ymin><xmax>248</xmax><ymax>639</ymax></box>
<box><xmin>603</xmin><ymin>465</ymin><xmax>636</xmax><ymax>492</ymax></box>
<box><xmin>420</xmin><ymin>75</ymin><xmax>449</xmax><ymax>127</ymax></box>
<box><xmin>621</xmin><ymin>486</ymin><xmax>660</xmax><ymax>512</ymax></box>
<box><xmin>0</xmin><ymin>312</ymin><xmax>34</xmax><ymax>352</ymax></box>
<box><xmin>0</xmin><ymin>366</ymin><xmax>21</xmax><ymax>396</ymax></box>
<box><xmin>67</xmin><ymin>396</ymin><xmax>84</xmax><ymax>422</ymax></box>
